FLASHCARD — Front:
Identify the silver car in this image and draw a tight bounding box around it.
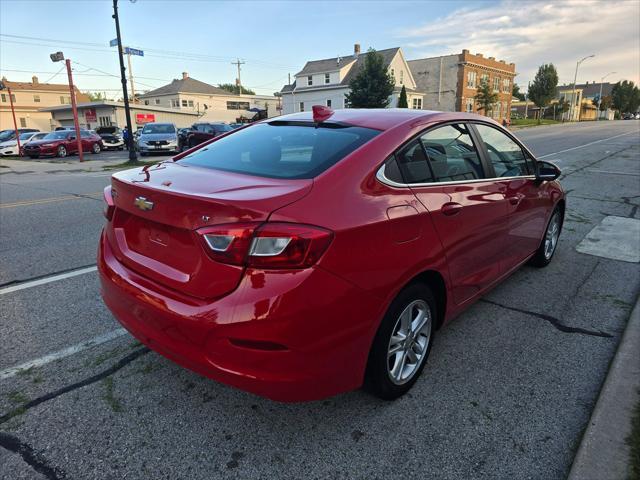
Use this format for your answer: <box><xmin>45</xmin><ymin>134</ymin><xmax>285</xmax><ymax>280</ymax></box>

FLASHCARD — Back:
<box><xmin>137</xmin><ymin>123</ymin><xmax>179</xmax><ymax>156</ymax></box>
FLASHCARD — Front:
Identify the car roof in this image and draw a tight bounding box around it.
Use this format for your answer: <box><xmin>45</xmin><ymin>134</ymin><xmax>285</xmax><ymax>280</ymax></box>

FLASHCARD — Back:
<box><xmin>274</xmin><ymin>109</ymin><xmax>500</xmax><ymax>131</ymax></box>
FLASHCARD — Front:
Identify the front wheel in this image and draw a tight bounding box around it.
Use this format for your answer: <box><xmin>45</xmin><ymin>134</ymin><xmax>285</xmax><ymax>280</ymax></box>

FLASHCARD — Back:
<box><xmin>364</xmin><ymin>283</ymin><xmax>436</xmax><ymax>400</ymax></box>
<box><xmin>92</xmin><ymin>143</ymin><xmax>101</xmax><ymax>154</ymax></box>
<box><xmin>57</xmin><ymin>145</ymin><xmax>67</xmax><ymax>158</ymax></box>
<box><xmin>529</xmin><ymin>206</ymin><xmax>563</xmax><ymax>267</ymax></box>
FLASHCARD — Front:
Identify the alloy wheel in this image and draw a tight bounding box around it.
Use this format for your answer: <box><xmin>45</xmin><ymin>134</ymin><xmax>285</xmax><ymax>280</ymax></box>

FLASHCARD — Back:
<box><xmin>93</xmin><ymin>143</ymin><xmax>101</xmax><ymax>153</ymax></box>
<box><xmin>58</xmin><ymin>146</ymin><xmax>67</xmax><ymax>158</ymax></box>
<box><xmin>544</xmin><ymin>212</ymin><xmax>561</xmax><ymax>260</ymax></box>
<box><xmin>387</xmin><ymin>299</ymin><xmax>432</xmax><ymax>385</ymax></box>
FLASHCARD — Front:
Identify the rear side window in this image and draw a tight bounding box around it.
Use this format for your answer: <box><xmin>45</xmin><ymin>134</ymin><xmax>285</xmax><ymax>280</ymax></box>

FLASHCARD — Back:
<box><xmin>474</xmin><ymin>124</ymin><xmax>532</xmax><ymax>177</ymax></box>
<box><xmin>396</xmin><ymin>140</ymin><xmax>432</xmax><ymax>183</ymax></box>
<box><xmin>420</xmin><ymin>124</ymin><xmax>484</xmax><ymax>182</ymax></box>
<box><xmin>179</xmin><ymin>123</ymin><xmax>379</xmax><ymax>179</ymax></box>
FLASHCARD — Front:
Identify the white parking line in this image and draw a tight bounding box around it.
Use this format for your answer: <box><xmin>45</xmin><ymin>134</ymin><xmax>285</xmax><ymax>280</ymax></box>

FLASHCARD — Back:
<box><xmin>538</xmin><ymin>131</ymin><xmax>637</xmax><ymax>159</ymax></box>
<box><xmin>0</xmin><ymin>328</ymin><xmax>128</xmax><ymax>380</ymax></box>
<box><xmin>0</xmin><ymin>266</ymin><xmax>97</xmax><ymax>295</ymax></box>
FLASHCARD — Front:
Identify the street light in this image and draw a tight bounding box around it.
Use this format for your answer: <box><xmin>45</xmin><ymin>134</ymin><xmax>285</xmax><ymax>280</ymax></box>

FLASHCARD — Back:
<box><xmin>112</xmin><ymin>0</ymin><xmax>137</xmax><ymax>163</ymax></box>
<box><xmin>597</xmin><ymin>71</ymin><xmax>616</xmax><ymax>121</ymax></box>
<box><xmin>570</xmin><ymin>54</ymin><xmax>595</xmax><ymax>121</ymax></box>
<box><xmin>0</xmin><ymin>80</ymin><xmax>21</xmax><ymax>156</ymax></box>
<box><xmin>50</xmin><ymin>51</ymin><xmax>84</xmax><ymax>162</ymax></box>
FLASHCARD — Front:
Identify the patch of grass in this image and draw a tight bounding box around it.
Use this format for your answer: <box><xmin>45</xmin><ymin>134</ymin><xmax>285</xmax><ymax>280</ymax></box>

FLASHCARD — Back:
<box><xmin>6</xmin><ymin>390</ymin><xmax>29</xmax><ymax>405</ymax></box>
<box><xmin>626</xmin><ymin>392</ymin><xmax>640</xmax><ymax>480</ymax></box>
<box><xmin>89</xmin><ymin>347</ymin><xmax>124</xmax><ymax>367</ymax></box>
<box><xmin>511</xmin><ymin>118</ymin><xmax>562</xmax><ymax>128</ymax></box>
<box><xmin>102</xmin><ymin>377</ymin><xmax>123</xmax><ymax>413</ymax></box>
<box><xmin>16</xmin><ymin>367</ymin><xmax>35</xmax><ymax>378</ymax></box>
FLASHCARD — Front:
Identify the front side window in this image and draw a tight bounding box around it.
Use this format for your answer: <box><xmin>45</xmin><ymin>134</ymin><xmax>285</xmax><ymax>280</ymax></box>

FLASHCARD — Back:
<box><xmin>420</xmin><ymin>124</ymin><xmax>484</xmax><ymax>182</ymax></box>
<box><xmin>179</xmin><ymin>122</ymin><xmax>379</xmax><ymax>180</ymax></box>
<box><xmin>474</xmin><ymin>124</ymin><xmax>531</xmax><ymax>177</ymax></box>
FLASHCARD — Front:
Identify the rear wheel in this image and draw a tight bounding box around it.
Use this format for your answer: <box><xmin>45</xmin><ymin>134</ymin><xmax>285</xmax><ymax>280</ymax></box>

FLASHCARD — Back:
<box><xmin>364</xmin><ymin>283</ymin><xmax>435</xmax><ymax>400</ymax></box>
<box><xmin>57</xmin><ymin>145</ymin><xmax>67</xmax><ymax>158</ymax></box>
<box><xmin>529</xmin><ymin>206</ymin><xmax>562</xmax><ymax>267</ymax></box>
<box><xmin>29</xmin><ymin>155</ymin><xmax>39</xmax><ymax>159</ymax></box>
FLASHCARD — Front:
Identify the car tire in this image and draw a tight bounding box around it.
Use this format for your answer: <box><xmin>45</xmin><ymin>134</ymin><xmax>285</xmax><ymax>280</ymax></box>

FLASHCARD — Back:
<box><xmin>92</xmin><ymin>143</ymin><xmax>101</xmax><ymax>154</ymax></box>
<box><xmin>140</xmin><ymin>152</ymin><xmax>147</xmax><ymax>157</ymax></box>
<box><xmin>29</xmin><ymin>155</ymin><xmax>38</xmax><ymax>159</ymax></box>
<box><xmin>57</xmin><ymin>145</ymin><xmax>67</xmax><ymax>158</ymax></box>
<box><xmin>529</xmin><ymin>205</ymin><xmax>563</xmax><ymax>268</ymax></box>
<box><xmin>364</xmin><ymin>283</ymin><xmax>436</xmax><ymax>400</ymax></box>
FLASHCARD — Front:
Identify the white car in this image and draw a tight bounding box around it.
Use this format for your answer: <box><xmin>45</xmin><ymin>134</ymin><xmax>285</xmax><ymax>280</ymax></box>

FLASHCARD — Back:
<box><xmin>0</xmin><ymin>131</ymin><xmax>44</xmax><ymax>156</ymax></box>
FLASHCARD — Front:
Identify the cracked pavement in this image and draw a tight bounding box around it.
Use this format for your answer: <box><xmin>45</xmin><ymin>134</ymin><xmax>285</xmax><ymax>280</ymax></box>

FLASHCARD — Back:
<box><xmin>0</xmin><ymin>121</ymin><xmax>639</xmax><ymax>479</ymax></box>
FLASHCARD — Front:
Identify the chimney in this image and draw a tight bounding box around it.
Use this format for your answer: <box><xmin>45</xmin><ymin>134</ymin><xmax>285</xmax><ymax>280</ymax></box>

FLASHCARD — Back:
<box><xmin>462</xmin><ymin>49</ymin><xmax>469</xmax><ymax>55</ymax></box>
<box><xmin>182</xmin><ymin>72</ymin><xmax>189</xmax><ymax>80</ymax></box>
<box><xmin>32</xmin><ymin>75</ymin><xmax>39</xmax><ymax>85</ymax></box>
<box><xmin>476</xmin><ymin>53</ymin><xmax>483</xmax><ymax>58</ymax></box>
<box><xmin>354</xmin><ymin>43</ymin><xmax>361</xmax><ymax>57</ymax></box>
<box><xmin>488</xmin><ymin>56</ymin><xmax>495</xmax><ymax>61</ymax></box>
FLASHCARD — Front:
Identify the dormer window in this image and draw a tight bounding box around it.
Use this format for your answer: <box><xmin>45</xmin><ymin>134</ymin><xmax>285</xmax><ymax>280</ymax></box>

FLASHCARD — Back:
<box><xmin>307</xmin><ymin>75</ymin><xmax>313</xmax><ymax>86</ymax></box>
<box><xmin>325</xmin><ymin>73</ymin><xmax>330</xmax><ymax>84</ymax></box>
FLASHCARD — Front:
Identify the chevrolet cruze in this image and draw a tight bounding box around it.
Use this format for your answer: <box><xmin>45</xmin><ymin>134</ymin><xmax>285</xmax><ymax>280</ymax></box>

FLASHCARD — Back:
<box><xmin>99</xmin><ymin>107</ymin><xmax>564</xmax><ymax>402</ymax></box>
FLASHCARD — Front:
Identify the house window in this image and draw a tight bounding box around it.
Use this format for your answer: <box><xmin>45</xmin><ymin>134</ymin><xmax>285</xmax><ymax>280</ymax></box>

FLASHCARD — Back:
<box><xmin>503</xmin><ymin>78</ymin><xmax>510</xmax><ymax>93</ymax></box>
<box><xmin>188</xmin><ymin>100</ymin><xmax>194</xmax><ymax>107</ymax></box>
<box><xmin>324</xmin><ymin>73</ymin><xmax>330</xmax><ymax>84</ymax></box>
<box><xmin>33</xmin><ymin>95</ymin><xmax>40</xmax><ymax>103</ymax></box>
<box><xmin>155</xmin><ymin>99</ymin><xmax>160</xmax><ymax>105</ymax></box>
<box><xmin>400</xmin><ymin>70</ymin><xmax>404</xmax><ymax>85</ymax></box>
<box><xmin>326</xmin><ymin>99</ymin><xmax>332</xmax><ymax>107</ymax></box>
<box><xmin>144</xmin><ymin>100</ymin><xmax>149</xmax><ymax>105</ymax></box>
<box><xmin>493</xmin><ymin>77</ymin><xmax>500</xmax><ymax>92</ymax></box>
<box><xmin>307</xmin><ymin>75</ymin><xmax>313</xmax><ymax>86</ymax></box>
<box><xmin>391</xmin><ymin>68</ymin><xmax>395</xmax><ymax>80</ymax></box>
<box><xmin>19</xmin><ymin>118</ymin><xmax>27</xmax><ymax>127</ymax></box>
<box><xmin>465</xmin><ymin>98</ymin><xmax>474</xmax><ymax>113</ymax></box>
<box><xmin>171</xmin><ymin>99</ymin><xmax>179</xmax><ymax>108</ymax></box>
<box><xmin>467</xmin><ymin>71</ymin><xmax>477</xmax><ymax>88</ymax></box>
<box><xmin>481</xmin><ymin>74</ymin><xmax>489</xmax><ymax>86</ymax></box>
<box><xmin>412</xmin><ymin>98</ymin><xmax>422</xmax><ymax>109</ymax></box>
<box><xmin>0</xmin><ymin>94</ymin><xmax>5</xmax><ymax>102</ymax></box>
<box><xmin>299</xmin><ymin>102</ymin><xmax>304</xmax><ymax>112</ymax></box>
<box><xmin>99</xmin><ymin>116</ymin><xmax>111</xmax><ymax>127</ymax></box>
<box><xmin>60</xmin><ymin>96</ymin><xmax>65</xmax><ymax>104</ymax></box>
<box><xmin>181</xmin><ymin>100</ymin><xmax>188</xmax><ymax>107</ymax></box>
<box><xmin>226</xmin><ymin>101</ymin><xmax>250</xmax><ymax>110</ymax></box>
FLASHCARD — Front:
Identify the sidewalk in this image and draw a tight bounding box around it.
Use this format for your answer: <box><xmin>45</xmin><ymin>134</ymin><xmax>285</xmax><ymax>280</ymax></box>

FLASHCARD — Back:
<box><xmin>568</xmin><ymin>295</ymin><xmax>640</xmax><ymax>480</ymax></box>
<box><xmin>0</xmin><ymin>154</ymin><xmax>155</xmax><ymax>175</ymax></box>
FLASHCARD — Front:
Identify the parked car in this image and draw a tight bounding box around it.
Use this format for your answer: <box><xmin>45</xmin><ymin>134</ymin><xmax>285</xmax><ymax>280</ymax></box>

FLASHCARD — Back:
<box><xmin>185</xmin><ymin>122</ymin><xmax>234</xmax><ymax>149</ymax></box>
<box><xmin>99</xmin><ymin>108</ymin><xmax>565</xmax><ymax>402</ymax></box>
<box><xmin>137</xmin><ymin>123</ymin><xmax>178</xmax><ymax>155</ymax></box>
<box><xmin>19</xmin><ymin>132</ymin><xmax>48</xmax><ymax>156</ymax></box>
<box><xmin>0</xmin><ymin>128</ymin><xmax>39</xmax><ymax>144</ymax></box>
<box><xmin>177</xmin><ymin>127</ymin><xmax>193</xmax><ymax>151</ymax></box>
<box><xmin>96</xmin><ymin>126</ymin><xmax>125</xmax><ymax>151</ymax></box>
<box><xmin>23</xmin><ymin>129</ymin><xmax>103</xmax><ymax>158</ymax></box>
<box><xmin>623</xmin><ymin>113</ymin><xmax>635</xmax><ymax>120</ymax></box>
<box><xmin>0</xmin><ymin>131</ymin><xmax>42</xmax><ymax>156</ymax></box>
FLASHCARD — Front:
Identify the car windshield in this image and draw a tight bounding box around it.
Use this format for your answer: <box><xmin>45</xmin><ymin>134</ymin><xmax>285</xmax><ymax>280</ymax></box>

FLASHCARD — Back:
<box><xmin>179</xmin><ymin>122</ymin><xmax>379</xmax><ymax>179</ymax></box>
<box><xmin>19</xmin><ymin>132</ymin><xmax>37</xmax><ymax>140</ymax></box>
<box><xmin>0</xmin><ymin>131</ymin><xmax>15</xmax><ymax>141</ymax></box>
<box><xmin>43</xmin><ymin>131</ymin><xmax>70</xmax><ymax>140</ymax></box>
<box><xmin>215</xmin><ymin>124</ymin><xmax>233</xmax><ymax>133</ymax></box>
<box><xmin>142</xmin><ymin>124</ymin><xmax>175</xmax><ymax>134</ymax></box>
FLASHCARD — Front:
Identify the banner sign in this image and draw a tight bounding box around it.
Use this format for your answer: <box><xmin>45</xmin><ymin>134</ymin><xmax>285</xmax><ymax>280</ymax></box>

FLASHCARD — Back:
<box><xmin>84</xmin><ymin>108</ymin><xmax>97</xmax><ymax>122</ymax></box>
<box><xmin>136</xmin><ymin>113</ymin><xmax>155</xmax><ymax>124</ymax></box>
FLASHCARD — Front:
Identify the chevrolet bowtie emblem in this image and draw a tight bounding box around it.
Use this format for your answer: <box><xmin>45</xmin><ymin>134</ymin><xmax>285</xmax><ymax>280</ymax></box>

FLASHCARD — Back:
<box><xmin>134</xmin><ymin>196</ymin><xmax>154</xmax><ymax>211</ymax></box>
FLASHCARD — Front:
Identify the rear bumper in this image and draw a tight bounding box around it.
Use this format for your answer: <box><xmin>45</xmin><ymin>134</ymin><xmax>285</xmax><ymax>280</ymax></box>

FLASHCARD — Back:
<box><xmin>98</xmin><ymin>231</ymin><xmax>382</xmax><ymax>401</ymax></box>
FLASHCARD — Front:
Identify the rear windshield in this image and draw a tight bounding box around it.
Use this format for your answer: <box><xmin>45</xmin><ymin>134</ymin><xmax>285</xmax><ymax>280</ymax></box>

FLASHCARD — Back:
<box><xmin>142</xmin><ymin>124</ymin><xmax>175</xmax><ymax>134</ymax></box>
<box><xmin>179</xmin><ymin>122</ymin><xmax>379</xmax><ymax>179</ymax></box>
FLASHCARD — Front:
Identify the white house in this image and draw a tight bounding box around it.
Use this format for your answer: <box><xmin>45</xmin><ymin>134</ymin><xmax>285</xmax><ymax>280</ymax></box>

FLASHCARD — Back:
<box><xmin>281</xmin><ymin>45</ymin><xmax>424</xmax><ymax>114</ymax></box>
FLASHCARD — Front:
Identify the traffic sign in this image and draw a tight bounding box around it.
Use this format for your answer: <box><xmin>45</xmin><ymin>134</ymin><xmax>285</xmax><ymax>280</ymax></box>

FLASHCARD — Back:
<box><xmin>124</xmin><ymin>47</ymin><xmax>144</xmax><ymax>57</ymax></box>
<box><xmin>109</xmin><ymin>38</ymin><xmax>118</xmax><ymax>47</ymax></box>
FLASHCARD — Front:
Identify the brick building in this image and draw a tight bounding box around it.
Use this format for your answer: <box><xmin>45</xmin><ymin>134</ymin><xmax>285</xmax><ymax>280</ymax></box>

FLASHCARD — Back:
<box><xmin>408</xmin><ymin>49</ymin><xmax>516</xmax><ymax>122</ymax></box>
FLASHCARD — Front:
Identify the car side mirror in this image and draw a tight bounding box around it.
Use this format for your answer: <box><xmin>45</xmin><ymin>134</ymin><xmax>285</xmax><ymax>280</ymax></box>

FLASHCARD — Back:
<box><xmin>68</xmin><ymin>136</ymin><xmax>76</xmax><ymax>141</ymax></box>
<box><xmin>536</xmin><ymin>160</ymin><xmax>561</xmax><ymax>182</ymax></box>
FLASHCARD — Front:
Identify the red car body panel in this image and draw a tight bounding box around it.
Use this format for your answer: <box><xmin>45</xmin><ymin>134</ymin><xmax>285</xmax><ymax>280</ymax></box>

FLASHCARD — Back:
<box><xmin>99</xmin><ymin>110</ymin><xmax>564</xmax><ymax>401</ymax></box>
<box><xmin>23</xmin><ymin>131</ymin><xmax>102</xmax><ymax>157</ymax></box>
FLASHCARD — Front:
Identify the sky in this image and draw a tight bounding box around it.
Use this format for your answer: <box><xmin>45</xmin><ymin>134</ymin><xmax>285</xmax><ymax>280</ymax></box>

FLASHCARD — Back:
<box><xmin>1</xmin><ymin>0</ymin><xmax>638</xmax><ymax>98</ymax></box>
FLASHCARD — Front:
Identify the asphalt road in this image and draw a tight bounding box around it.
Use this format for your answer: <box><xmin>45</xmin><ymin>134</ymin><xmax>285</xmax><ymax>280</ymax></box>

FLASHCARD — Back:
<box><xmin>0</xmin><ymin>120</ymin><xmax>639</xmax><ymax>480</ymax></box>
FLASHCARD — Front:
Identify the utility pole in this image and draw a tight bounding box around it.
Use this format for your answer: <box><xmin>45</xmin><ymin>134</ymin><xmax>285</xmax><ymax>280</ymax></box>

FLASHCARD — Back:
<box><xmin>570</xmin><ymin>54</ymin><xmax>595</xmax><ymax>122</ymax></box>
<box><xmin>597</xmin><ymin>71</ymin><xmax>616</xmax><ymax>121</ymax></box>
<box><xmin>127</xmin><ymin>50</ymin><xmax>136</xmax><ymax>103</ymax></box>
<box><xmin>112</xmin><ymin>0</ymin><xmax>137</xmax><ymax>163</ymax></box>
<box><xmin>65</xmin><ymin>59</ymin><xmax>84</xmax><ymax>162</ymax></box>
<box><xmin>232</xmin><ymin>58</ymin><xmax>245</xmax><ymax>96</ymax></box>
<box><xmin>524</xmin><ymin>81</ymin><xmax>530</xmax><ymax>119</ymax></box>
<box><xmin>0</xmin><ymin>83</ymin><xmax>21</xmax><ymax>155</ymax></box>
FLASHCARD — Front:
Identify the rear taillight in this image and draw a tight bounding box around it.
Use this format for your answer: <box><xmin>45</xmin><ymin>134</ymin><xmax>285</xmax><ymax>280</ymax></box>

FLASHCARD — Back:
<box><xmin>198</xmin><ymin>222</ymin><xmax>333</xmax><ymax>269</ymax></box>
<box><xmin>103</xmin><ymin>185</ymin><xmax>115</xmax><ymax>220</ymax></box>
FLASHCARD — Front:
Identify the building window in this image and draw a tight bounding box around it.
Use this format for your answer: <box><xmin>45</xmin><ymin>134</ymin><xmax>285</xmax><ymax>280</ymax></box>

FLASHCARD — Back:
<box><xmin>33</xmin><ymin>95</ymin><xmax>40</xmax><ymax>103</ymax></box>
<box><xmin>155</xmin><ymin>99</ymin><xmax>160</xmax><ymax>105</ymax></box>
<box><xmin>0</xmin><ymin>94</ymin><xmax>4</xmax><ymax>102</ymax></box>
<box><xmin>171</xmin><ymin>99</ymin><xmax>179</xmax><ymax>108</ymax></box>
<box><xmin>493</xmin><ymin>77</ymin><xmax>500</xmax><ymax>92</ymax></box>
<box><xmin>188</xmin><ymin>100</ymin><xmax>194</xmax><ymax>107</ymax></box>
<box><xmin>99</xmin><ymin>116</ymin><xmax>111</xmax><ymax>127</ymax></box>
<box><xmin>226</xmin><ymin>101</ymin><xmax>250</xmax><ymax>110</ymax></box>
<box><xmin>60</xmin><ymin>96</ymin><xmax>70</xmax><ymax>105</ymax></box>
<box><xmin>307</xmin><ymin>75</ymin><xmax>313</xmax><ymax>86</ymax></box>
<box><xmin>400</xmin><ymin>70</ymin><xmax>404</xmax><ymax>85</ymax></box>
<box><xmin>503</xmin><ymin>78</ymin><xmax>510</xmax><ymax>93</ymax></box>
<box><xmin>412</xmin><ymin>98</ymin><xmax>422</xmax><ymax>109</ymax></box>
<box><xmin>19</xmin><ymin>118</ymin><xmax>27</xmax><ymax>127</ymax></box>
<box><xmin>144</xmin><ymin>100</ymin><xmax>149</xmax><ymax>105</ymax></box>
<box><xmin>181</xmin><ymin>100</ymin><xmax>188</xmax><ymax>107</ymax></box>
<box><xmin>325</xmin><ymin>73</ymin><xmax>330</xmax><ymax>84</ymax></box>
<box><xmin>390</xmin><ymin>68</ymin><xmax>395</xmax><ymax>80</ymax></box>
<box><xmin>465</xmin><ymin>98</ymin><xmax>474</xmax><ymax>113</ymax></box>
<box><xmin>326</xmin><ymin>99</ymin><xmax>332</xmax><ymax>107</ymax></box>
<box><xmin>467</xmin><ymin>71</ymin><xmax>477</xmax><ymax>88</ymax></box>
<box><xmin>299</xmin><ymin>102</ymin><xmax>304</xmax><ymax>112</ymax></box>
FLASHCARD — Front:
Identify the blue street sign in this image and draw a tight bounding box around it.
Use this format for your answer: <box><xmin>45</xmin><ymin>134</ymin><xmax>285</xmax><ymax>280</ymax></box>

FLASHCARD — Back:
<box><xmin>109</xmin><ymin>39</ymin><xmax>118</xmax><ymax>47</ymax></box>
<box><xmin>124</xmin><ymin>47</ymin><xmax>144</xmax><ymax>57</ymax></box>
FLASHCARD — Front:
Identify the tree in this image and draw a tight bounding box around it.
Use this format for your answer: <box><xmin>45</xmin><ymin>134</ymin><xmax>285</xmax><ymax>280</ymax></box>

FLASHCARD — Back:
<box><xmin>218</xmin><ymin>83</ymin><xmax>256</xmax><ymax>95</ymax></box>
<box><xmin>86</xmin><ymin>91</ymin><xmax>106</xmax><ymax>101</ymax></box>
<box><xmin>599</xmin><ymin>95</ymin><xmax>612</xmax><ymax>111</ymax></box>
<box><xmin>611</xmin><ymin>80</ymin><xmax>640</xmax><ymax>114</ymax></box>
<box><xmin>397</xmin><ymin>85</ymin><xmax>408</xmax><ymax>108</ymax></box>
<box><xmin>344</xmin><ymin>48</ymin><xmax>395</xmax><ymax>108</ymax></box>
<box><xmin>512</xmin><ymin>83</ymin><xmax>525</xmax><ymax>101</ymax></box>
<box><xmin>474</xmin><ymin>78</ymin><xmax>498</xmax><ymax>116</ymax></box>
<box><xmin>528</xmin><ymin>64</ymin><xmax>558</xmax><ymax>124</ymax></box>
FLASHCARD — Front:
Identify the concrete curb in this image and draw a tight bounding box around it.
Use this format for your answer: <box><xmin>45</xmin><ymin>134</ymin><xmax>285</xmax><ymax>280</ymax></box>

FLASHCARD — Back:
<box><xmin>568</xmin><ymin>294</ymin><xmax>640</xmax><ymax>480</ymax></box>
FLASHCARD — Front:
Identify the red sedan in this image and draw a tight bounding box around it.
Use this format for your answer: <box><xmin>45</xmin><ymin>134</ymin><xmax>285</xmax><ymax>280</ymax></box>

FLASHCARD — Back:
<box><xmin>23</xmin><ymin>129</ymin><xmax>103</xmax><ymax>158</ymax></box>
<box><xmin>99</xmin><ymin>107</ymin><xmax>564</xmax><ymax>402</ymax></box>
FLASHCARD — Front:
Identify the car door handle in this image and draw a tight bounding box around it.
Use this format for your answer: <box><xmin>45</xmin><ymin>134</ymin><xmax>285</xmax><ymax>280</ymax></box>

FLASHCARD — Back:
<box><xmin>441</xmin><ymin>202</ymin><xmax>463</xmax><ymax>216</ymax></box>
<box><xmin>507</xmin><ymin>195</ymin><xmax>523</xmax><ymax>206</ymax></box>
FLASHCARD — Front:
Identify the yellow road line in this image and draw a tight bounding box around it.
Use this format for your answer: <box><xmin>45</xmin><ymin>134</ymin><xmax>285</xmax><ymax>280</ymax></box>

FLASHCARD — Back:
<box><xmin>0</xmin><ymin>192</ymin><xmax>103</xmax><ymax>209</ymax></box>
